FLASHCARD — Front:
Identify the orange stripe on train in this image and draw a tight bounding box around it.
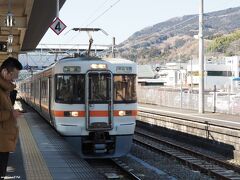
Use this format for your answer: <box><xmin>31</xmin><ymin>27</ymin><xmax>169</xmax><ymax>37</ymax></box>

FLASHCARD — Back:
<box><xmin>52</xmin><ymin>110</ymin><xmax>138</xmax><ymax>117</ymax></box>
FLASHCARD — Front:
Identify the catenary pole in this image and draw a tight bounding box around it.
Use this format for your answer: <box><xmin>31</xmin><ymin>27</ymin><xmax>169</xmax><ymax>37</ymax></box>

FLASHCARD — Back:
<box><xmin>199</xmin><ymin>0</ymin><xmax>204</xmax><ymax>113</ymax></box>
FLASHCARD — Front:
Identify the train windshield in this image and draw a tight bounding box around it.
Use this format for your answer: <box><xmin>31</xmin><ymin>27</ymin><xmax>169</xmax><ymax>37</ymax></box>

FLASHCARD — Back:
<box><xmin>56</xmin><ymin>74</ymin><xmax>84</xmax><ymax>103</ymax></box>
<box><xmin>114</xmin><ymin>75</ymin><xmax>137</xmax><ymax>103</ymax></box>
<box><xmin>55</xmin><ymin>74</ymin><xmax>137</xmax><ymax>104</ymax></box>
<box><xmin>89</xmin><ymin>73</ymin><xmax>110</xmax><ymax>102</ymax></box>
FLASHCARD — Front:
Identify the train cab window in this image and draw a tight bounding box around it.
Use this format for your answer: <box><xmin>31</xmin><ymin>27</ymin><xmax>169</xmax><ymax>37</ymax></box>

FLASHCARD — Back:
<box><xmin>114</xmin><ymin>75</ymin><xmax>137</xmax><ymax>102</ymax></box>
<box><xmin>88</xmin><ymin>73</ymin><xmax>110</xmax><ymax>102</ymax></box>
<box><xmin>56</xmin><ymin>75</ymin><xmax>84</xmax><ymax>103</ymax></box>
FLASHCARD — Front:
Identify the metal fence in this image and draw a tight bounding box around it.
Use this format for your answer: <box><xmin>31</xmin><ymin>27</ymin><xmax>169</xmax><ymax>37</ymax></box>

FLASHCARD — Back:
<box><xmin>137</xmin><ymin>86</ymin><xmax>240</xmax><ymax>116</ymax></box>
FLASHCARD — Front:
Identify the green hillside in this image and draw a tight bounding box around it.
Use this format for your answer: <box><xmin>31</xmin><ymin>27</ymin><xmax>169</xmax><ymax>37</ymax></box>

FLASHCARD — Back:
<box><xmin>208</xmin><ymin>30</ymin><xmax>240</xmax><ymax>54</ymax></box>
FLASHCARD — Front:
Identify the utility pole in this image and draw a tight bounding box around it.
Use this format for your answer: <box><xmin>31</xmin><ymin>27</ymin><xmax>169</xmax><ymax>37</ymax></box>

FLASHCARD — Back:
<box><xmin>179</xmin><ymin>59</ymin><xmax>183</xmax><ymax>109</ymax></box>
<box><xmin>112</xmin><ymin>37</ymin><xmax>116</xmax><ymax>58</ymax></box>
<box><xmin>190</xmin><ymin>57</ymin><xmax>193</xmax><ymax>91</ymax></box>
<box><xmin>199</xmin><ymin>0</ymin><xmax>204</xmax><ymax>113</ymax></box>
<box><xmin>56</xmin><ymin>0</ymin><xmax>59</xmax><ymax>18</ymax></box>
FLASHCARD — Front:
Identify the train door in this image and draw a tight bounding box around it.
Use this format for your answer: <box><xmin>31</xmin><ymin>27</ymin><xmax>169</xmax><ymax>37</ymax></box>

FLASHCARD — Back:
<box><xmin>33</xmin><ymin>80</ymin><xmax>35</xmax><ymax>104</ymax></box>
<box><xmin>48</xmin><ymin>77</ymin><xmax>53</xmax><ymax>124</ymax></box>
<box><xmin>85</xmin><ymin>71</ymin><xmax>113</xmax><ymax>131</ymax></box>
<box><xmin>39</xmin><ymin>79</ymin><xmax>42</xmax><ymax>112</ymax></box>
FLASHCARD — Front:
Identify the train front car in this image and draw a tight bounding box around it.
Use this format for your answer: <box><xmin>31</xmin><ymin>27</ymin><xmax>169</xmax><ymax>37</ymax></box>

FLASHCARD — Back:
<box><xmin>53</xmin><ymin>57</ymin><xmax>137</xmax><ymax>158</ymax></box>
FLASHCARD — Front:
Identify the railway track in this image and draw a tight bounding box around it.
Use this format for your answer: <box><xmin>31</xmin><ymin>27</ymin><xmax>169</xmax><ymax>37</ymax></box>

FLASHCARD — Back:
<box><xmin>86</xmin><ymin>158</ymin><xmax>141</xmax><ymax>180</ymax></box>
<box><xmin>134</xmin><ymin>127</ymin><xmax>240</xmax><ymax>180</ymax></box>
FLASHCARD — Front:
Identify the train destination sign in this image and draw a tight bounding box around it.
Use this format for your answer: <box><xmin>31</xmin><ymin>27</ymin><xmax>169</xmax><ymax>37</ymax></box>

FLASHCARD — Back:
<box><xmin>50</xmin><ymin>17</ymin><xmax>67</xmax><ymax>35</ymax></box>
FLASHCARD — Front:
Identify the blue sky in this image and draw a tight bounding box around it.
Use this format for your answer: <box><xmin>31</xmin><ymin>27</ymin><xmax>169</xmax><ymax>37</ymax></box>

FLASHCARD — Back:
<box><xmin>39</xmin><ymin>0</ymin><xmax>240</xmax><ymax>46</ymax></box>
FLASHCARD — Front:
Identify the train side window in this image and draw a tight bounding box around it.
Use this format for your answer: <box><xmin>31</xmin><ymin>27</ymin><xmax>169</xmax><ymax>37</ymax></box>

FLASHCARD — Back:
<box><xmin>41</xmin><ymin>79</ymin><xmax>48</xmax><ymax>106</ymax></box>
<box><xmin>30</xmin><ymin>83</ymin><xmax>34</xmax><ymax>96</ymax></box>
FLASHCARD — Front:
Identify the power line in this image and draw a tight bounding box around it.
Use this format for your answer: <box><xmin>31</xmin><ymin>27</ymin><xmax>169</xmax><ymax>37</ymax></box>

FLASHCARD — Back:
<box><xmin>64</xmin><ymin>0</ymin><xmax>119</xmax><ymax>44</ymax></box>
<box><xmin>81</xmin><ymin>0</ymin><xmax>112</xmax><ymax>27</ymax></box>
<box><xmin>122</xmin><ymin>15</ymin><xmax>198</xmax><ymax>47</ymax></box>
<box><xmin>86</xmin><ymin>0</ymin><xmax>121</xmax><ymax>27</ymax></box>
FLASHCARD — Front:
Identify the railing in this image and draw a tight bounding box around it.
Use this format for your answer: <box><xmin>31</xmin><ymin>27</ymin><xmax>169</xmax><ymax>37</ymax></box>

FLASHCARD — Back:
<box><xmin>137</xmin><ymin>86</ymin><xmax>240</xmax><ymax>115</ymax></box>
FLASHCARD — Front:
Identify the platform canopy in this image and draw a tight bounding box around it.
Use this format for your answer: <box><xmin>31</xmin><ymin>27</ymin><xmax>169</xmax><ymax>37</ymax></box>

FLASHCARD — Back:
<box><xmin>0</xmin><ymin>0</ymin><xmax>66</xmax><ymax>63</ymax></box>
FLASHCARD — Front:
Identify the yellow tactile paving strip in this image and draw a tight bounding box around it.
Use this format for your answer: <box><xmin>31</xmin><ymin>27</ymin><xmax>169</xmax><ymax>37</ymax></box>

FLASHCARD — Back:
<box><xmin>18</xmin><ymin>116</ymin><xmax>53</xmax><ymax>180</ymax></box>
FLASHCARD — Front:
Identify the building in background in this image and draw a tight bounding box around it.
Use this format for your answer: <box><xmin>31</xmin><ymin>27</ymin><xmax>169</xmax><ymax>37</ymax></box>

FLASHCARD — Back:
<box><xmin>186</xmin><ymin>56</ymin><xmax>240</xmax><ymax>91</ymax></box>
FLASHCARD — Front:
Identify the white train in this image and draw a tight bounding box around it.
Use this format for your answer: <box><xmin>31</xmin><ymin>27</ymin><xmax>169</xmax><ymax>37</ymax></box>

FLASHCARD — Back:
<box><xmin>18</xmin><ymin>55</ymin><xmax>137</xmax><ymax>158</ymax></box>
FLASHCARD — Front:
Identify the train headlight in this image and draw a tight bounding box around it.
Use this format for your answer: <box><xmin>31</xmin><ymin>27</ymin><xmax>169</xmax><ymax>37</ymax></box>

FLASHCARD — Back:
<box><xmin>64</xmin><ymin>111</ymin><xmax>79</xmax><ymax>117</ymax></box>
<box><xmin>90</xmin><ymin>64</ymin><xmax>107</xmax><ymax>69</ymax></box>
<box><xmin>118</xmin><ymin>110</ymin><xmax>126</xmax><ymax>116</ymax></box>
<box><xmin>118</xmin><ymin>110</ymin><xmax>132</xmax><ymax>116</ymax></box>
<box><xmin>70</xmin><ymin>111</ymin><xmax>79</xmax><ymax>117</ymax></box>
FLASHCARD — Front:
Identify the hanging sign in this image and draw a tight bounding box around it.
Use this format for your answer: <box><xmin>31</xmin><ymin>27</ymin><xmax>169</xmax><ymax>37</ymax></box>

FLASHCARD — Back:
<box><xmin>0</xmin><ymin>42</ymin><xmax>7</xmax><ymax>52</ymax></box>
<box><xmin>50</xmin><ymin>17</ymin><xmax>67</xmax><ymax>35</ymax></box>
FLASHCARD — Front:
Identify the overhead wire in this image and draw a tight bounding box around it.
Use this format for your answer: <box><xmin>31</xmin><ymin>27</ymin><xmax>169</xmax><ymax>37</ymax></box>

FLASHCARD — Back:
<box><xmin>85</xmin><ymin>0</ymin><xmax>121</xmax><ymax>27</ymax></box>
<box><xmin>81</xmin><ymin>0</ymin><xmax>112</xmax><ymax>27</ymax></box>
<box><xmin>162</xmin><ymin>15</ymin><xmax>198</xmax><ymax>35</ymax></box>
<box><xmin>63</xmin><ymin>0</ymin><xmax>121</xmax><ymax>46</ymax></box>
<box><xmin>123</xmin><ymin>15</ymin><xmax>199</xmax><ymax>47</ymax></box>
<box><xmin>64</xmin><ymin>0</ymin><xmax>112</xmax><ymax>36</ymax></box>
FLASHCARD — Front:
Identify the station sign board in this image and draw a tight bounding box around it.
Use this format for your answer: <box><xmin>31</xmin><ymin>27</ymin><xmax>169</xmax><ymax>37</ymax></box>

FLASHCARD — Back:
<box><xmin>50</xmin><ymin>17</ymin><xmax>67</xmax><ymax>35</ymax></box>
<box><xmin>0</xmin><ymin>42</ymin><xmax>7</xmax><ymax>52</ymax></box>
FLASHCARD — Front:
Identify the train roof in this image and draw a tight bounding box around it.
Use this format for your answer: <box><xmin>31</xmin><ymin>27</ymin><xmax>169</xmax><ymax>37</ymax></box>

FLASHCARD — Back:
<box><xmin>20</xmin><ymin>56</ymin><xmax>137</xmax><ymax>81</ymax></box>
<box><xmin>56</xmin><ymin>56</ymin><xmax>135</xmax><ymax>65</ymax></box>
<box><xmin>53</xmin><ymin>56</ymin><xmax>137</xmax><ymax>74</ymax></box>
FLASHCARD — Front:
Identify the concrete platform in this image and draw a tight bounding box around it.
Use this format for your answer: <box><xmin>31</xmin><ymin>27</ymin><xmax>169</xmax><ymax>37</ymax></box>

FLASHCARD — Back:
<box><xmin>5</xmin><ymin>101</ymin><xmax>102</xmax><ymax>180</ymax></box>
<box><xmin>139</xmin><ymin>103</ymin><xmax>240</xmax><ymax>129</ymax></box>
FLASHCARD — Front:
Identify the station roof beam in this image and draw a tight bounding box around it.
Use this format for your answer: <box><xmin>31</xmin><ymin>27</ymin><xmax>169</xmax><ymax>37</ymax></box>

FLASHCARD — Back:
<box><xmin>0</xmin><ymin>0</ymin><xmax>66</xmax><ymax>63</ymax></box>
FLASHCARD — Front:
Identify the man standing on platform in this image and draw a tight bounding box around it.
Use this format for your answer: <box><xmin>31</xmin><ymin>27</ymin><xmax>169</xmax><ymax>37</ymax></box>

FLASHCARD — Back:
<box><xmin>0</xmin><ymin>57</ymin><xmax>22</xmax><ymax>179</ymax></box>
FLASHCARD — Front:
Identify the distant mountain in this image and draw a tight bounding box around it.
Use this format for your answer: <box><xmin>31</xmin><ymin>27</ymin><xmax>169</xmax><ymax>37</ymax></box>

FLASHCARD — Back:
<box><xmin>117</xmin><ymin>7</ymin><xmax>240</xmax><ymax>64</ymax></box>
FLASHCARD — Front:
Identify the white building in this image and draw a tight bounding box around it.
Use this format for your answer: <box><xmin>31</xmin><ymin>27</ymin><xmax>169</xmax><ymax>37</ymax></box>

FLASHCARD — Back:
<box><xmin>186</xmin><ymin>56</ymin><xmax>240</xmax><ymax>91</ymax></box>
<box><xmin>137</xmin><ymin>65</ymin><xmax>155</xmax><ymax>79</ymax></box>
<box><xmin>156</xmin><ymin>62</ymin><xmax>187</xmax><ymax>87</ymax></box>
<box><xmin>153</xmin><ymin>56</ymin><xmax>240</xmax><ymax>91</ymax></box>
